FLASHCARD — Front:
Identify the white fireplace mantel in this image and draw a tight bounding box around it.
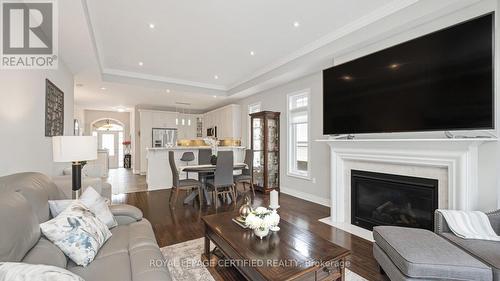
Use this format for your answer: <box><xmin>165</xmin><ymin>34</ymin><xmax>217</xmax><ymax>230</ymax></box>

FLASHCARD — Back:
<box><xmin>316</xmin><ymin>137</ymin><xmax>497</xmax><ymax>241</ymax></box>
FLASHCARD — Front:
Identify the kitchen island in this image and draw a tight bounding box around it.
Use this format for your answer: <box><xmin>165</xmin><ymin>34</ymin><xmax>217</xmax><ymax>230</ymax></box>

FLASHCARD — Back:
<box><xmin>146</xmin><ymin>146</ymin><xmax>246</xmax><ymax>190</ymax></box>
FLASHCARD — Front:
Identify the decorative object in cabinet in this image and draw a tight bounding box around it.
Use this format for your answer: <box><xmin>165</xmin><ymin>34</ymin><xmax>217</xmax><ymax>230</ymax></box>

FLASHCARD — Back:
<box><xmin>196</xmin><ymin>117</ymin><xmax>203</xmax><ymax>137</ymax></box>
<box><xmin>250</xmin><ymin>111</ymin><xmax>280</xmax><ymax>194</ymax></box>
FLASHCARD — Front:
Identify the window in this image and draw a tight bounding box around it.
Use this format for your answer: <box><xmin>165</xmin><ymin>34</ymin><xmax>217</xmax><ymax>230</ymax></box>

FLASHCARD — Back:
<box><xmin>288</xmin><ymin>91</ymin><xmax>310</xmax><ymax>178</ymax></box>
<box><xmin>248</xmin><ymin>102</ymin><xmax>261</xmax><ymax>145</ymax></box>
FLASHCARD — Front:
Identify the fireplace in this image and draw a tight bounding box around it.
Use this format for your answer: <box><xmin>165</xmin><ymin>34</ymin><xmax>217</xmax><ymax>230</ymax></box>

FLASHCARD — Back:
<box><xmin>351</xmin><ymin>170</ymin><xmax>438</xmax><ymax>231</ymax></box>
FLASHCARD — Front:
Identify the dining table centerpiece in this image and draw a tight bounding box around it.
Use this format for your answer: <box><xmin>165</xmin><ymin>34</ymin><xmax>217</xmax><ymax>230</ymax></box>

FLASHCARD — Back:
<box><xmin>203</xmin><ymin>137</ymin><xmax>219</xmax><ymax>164</ymax></box>
<box><xmin>245</xmin><ymin>207</ymin><xmax>280</xmax><ymax>239</ymax></box>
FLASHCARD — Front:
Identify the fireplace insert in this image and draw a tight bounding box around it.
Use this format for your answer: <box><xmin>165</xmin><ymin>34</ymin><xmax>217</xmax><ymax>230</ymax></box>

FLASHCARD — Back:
<box><xmin>351</xmin><ymin>170</ymin><xmax>438</xmax><ymax>231</ymax></box>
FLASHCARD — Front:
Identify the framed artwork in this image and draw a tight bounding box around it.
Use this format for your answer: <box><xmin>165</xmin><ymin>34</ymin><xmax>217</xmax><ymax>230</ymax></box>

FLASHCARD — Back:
<box><xmin>45</xmin><ymin>79</ymin><xmax>64</xmax><ymax>137</ymax></box>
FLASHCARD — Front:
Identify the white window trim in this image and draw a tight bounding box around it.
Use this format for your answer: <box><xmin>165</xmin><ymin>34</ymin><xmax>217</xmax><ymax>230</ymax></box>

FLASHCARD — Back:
<box><xmin>287</xmin><ymin>89</ymin><xmax>312</xmax><ymax>180</ymax></box>
<box><xmin>247</xmin><ymin>102</ymin><xmax>262</xmax><ymax>146</ymax></box>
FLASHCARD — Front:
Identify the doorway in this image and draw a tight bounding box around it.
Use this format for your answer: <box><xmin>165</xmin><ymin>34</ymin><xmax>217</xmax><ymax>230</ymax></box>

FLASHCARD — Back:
<box><xmin>92</xmin><ymin>119</ymin><xmax>124</xmax><ymax>169</ymax></box>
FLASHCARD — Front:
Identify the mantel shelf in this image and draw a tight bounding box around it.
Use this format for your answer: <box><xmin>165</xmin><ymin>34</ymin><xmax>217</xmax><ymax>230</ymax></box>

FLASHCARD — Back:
<box><xmin>315</xmin><ymin>138</ymin><xmax>498</xmax><ymax>143</ymax></box>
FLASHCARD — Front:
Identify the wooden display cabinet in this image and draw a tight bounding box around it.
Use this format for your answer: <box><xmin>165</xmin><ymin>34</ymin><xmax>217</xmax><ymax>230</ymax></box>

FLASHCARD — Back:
<box><xmin>250</xmin><ymin>111</ymin><xmax>280</xmax><ymax>194</ymax></box>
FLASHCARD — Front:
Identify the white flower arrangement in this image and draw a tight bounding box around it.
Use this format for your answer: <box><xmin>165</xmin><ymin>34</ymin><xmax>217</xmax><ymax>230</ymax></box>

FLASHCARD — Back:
<box><xmin>203</xmin><ymin>137</ymin><xmax>219</xmax><ymax>155</ymax></box>
<box><xmin>245</xmin><ymin>207</ymin><xmax>280</xmax><ymax>231</ymax></box>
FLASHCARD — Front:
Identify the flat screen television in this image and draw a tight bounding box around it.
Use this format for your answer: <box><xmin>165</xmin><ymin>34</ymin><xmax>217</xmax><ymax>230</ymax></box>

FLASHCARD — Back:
<box><xmin>323</xmin><ymin>13</ymin><xmax>494</xmax><ymax>135</ymax></box>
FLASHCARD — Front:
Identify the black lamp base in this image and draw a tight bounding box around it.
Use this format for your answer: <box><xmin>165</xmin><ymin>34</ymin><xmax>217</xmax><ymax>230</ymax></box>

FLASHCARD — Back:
<box><xmin>72</xmin><ymin>161</ymin><xmax>83</xmax><ymax>199</ymax></box>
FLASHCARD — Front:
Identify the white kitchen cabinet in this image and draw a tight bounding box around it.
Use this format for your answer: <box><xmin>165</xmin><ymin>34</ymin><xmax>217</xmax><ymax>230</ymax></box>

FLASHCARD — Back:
<box><xmin>203</xmin><ymin>104</ymin><xmax>241</xmax><ymax>139</ymax></box>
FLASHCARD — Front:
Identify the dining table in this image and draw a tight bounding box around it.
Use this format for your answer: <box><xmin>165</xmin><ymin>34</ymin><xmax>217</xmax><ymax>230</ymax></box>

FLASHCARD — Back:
<box><xmin>181</xmin><ymin>163</ymin><xmax>247</xmax><ymax>205</ymax></box>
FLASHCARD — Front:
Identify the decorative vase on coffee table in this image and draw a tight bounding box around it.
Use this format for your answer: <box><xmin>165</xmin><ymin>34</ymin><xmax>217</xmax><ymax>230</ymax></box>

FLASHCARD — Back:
<box><xmin>254</xmin><ymin>227</ymin><xmax>269</xmax><ymax>239</ymax></box>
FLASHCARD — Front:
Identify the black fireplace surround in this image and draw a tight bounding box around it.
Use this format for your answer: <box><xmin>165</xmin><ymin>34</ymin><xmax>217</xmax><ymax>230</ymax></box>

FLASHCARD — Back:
<box><xmin>351</xmin><ymin>170</ymin><xmax>438</xmax><ymax>231</ymax></box>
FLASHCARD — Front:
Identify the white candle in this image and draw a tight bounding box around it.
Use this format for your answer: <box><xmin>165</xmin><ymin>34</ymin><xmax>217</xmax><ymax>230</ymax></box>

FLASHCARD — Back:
<box><xmin>270</xmin><ymin>190</ymin><xmax>279</xmax><ymax>208</ymax></box>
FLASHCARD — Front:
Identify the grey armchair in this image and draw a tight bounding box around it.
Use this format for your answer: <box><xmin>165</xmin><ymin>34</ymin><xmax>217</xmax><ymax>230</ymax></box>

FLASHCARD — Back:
<box><xmin>168</xmin><ymin>151</ymin><xmax>202</xmax><ymax>207</ymax></box>
<box><xmin>435</xmin><ymin>209</ymin><xmax>500</xmax><ymax>281</ymax></box>
<box><xmin>206</xmin><ymin>151</ymin><xmax>235</xmax><ymax>209</ymax></box>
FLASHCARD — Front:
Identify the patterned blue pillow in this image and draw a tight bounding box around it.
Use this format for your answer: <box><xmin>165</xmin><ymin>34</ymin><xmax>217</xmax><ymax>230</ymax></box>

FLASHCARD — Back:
<box><xmin>40</xmin><ymin>201</ymin><xmax>112</xmax><ymax>267</ymax></box>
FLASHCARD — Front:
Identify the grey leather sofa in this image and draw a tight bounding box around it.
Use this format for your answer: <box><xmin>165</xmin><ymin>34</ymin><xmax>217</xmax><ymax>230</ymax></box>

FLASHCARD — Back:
<box><xmin>0</xmin><ymin>172</ymin><xmax>171</xmax><ymax>281</ymax></box>
<box><xmin>435</xmin><ymin>210</ymin><xmax>500</xmax><ymax>281</ymax></box>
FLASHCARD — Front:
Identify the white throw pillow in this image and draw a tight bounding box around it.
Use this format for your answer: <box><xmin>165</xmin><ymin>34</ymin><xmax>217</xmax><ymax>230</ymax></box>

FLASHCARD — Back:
<box><xmin>40</xmin><ymin>201</ymin><xmax>112</xmax><ymax>267</ymax></box>
<box><xmin>48</xmin><ymin>186</ymin><xmax>117</xmax><ymax>229</ymax></box>
<box><xmin>80</xmin><ymin>187</ymin><xmax>117</xmax><ymax>228</ymax></box>
<box><xmin>0</xmin><ymin>262</ymin><xmax>84</xmax><ymax>281</ymax></box>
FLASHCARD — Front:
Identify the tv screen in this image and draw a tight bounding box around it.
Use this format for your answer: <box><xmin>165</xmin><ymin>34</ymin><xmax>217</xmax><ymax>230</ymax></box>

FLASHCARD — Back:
<box><xmin>323</xmin><ymin>13</ymin><xmax>494</xmax><ymax>135</ymax></box>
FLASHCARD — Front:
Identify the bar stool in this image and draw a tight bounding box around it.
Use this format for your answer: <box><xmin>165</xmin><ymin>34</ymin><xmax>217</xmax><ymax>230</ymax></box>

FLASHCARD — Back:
<box><xmin>180</xmin><ymin>152</ymin><xmax>195</xmax><ymax>179</ymax></box>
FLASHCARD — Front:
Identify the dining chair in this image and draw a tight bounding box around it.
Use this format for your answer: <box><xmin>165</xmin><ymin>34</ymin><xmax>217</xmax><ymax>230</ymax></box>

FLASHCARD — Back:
<box><xmin>234</xmin><ymin>149</ymin><xmax>255</xmax><ymax>197</ymax></box>
<box><xmin>180</xmin><ymin>151</ymin><xmax>195</xmax><ymax>179</ymax></box>
<box><xmin>198</xmin><ymin>148</ymin><xmax>214</xmax><ymax>180</ymax></box>
<box><xmin>198</xmin><ymin>149</ymin><xmax>212</xmax><ymax>164</ymax></box>
<box><xmin>169</xmin><ymin>151</ymin><xmax>202</xmax><ymax>208</ymax></box>
<box><xmin>206</xmin><ymin>151</ymin><xmax>236</xmax><ymax>209</ymax></box>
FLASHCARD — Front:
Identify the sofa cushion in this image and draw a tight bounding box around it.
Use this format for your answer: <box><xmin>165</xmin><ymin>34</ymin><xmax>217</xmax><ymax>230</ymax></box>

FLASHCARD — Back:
<box><xmin>442</xmin><ymin>233</ymin><xmax>500</xmax><ymax>281</ymax></box>
<box><xmin>0</xmin><ymin>172</ymin><xmax>64</xmax><ymax>223</ymax></box>
<box><xmin>40</xmin><ymin>201</ymin><xmax>112</xmax><ymax>267</ymax></box>
<box><xmin>22</xmin><ymin>237</ymin><xmax>67</xmax><ymax>268</ymax></box>
<box><xmin>0</xmin><ymin>191</ymin><xmax>40</xmax><ymax>262</ymax></box>
<box><xmin>373</xmin><ymin>226</ymin><xmax>492</xmax><ymax>280</ymax></box>
<box><xmin>67</xmin><ymin>219</ymin><xmax>170</xmax><ymax>281</ymax></box>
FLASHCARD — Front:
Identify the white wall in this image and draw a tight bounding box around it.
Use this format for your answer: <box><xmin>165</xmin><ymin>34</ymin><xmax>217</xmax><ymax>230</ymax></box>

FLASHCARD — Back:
<box><xmin>239</xmin><ymin>73</ymin><xmax>330</xmax><ymax>205</ymax></box>
<box><xmin>238</xmin><ymin>0</ymin><xmax>500</xmax><ymax>211</ymax></box>
<box><xmin>0</xmin><ymin>63</ymin><xmax>75</xmax><ymax>176</ymax></box>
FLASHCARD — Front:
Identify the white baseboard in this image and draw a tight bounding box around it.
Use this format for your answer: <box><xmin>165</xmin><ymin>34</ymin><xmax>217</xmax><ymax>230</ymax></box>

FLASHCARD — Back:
<box><xmin>280</xmin><ymin>186</ymin><xmax>330</xmax><ymax>207</ymax></box>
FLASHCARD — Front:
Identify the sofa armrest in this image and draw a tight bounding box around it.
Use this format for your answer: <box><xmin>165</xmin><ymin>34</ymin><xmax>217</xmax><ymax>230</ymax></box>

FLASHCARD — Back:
<box><xmin>434</xmin><ymin>210</ymin><xmax>452</xmax><ymax>235</ymax></box>
<box><xmin>486</xmin><ymin>209</ymin><xmax>500</xmax><ymax>235</ymax></box>
<box><xmin>110</xmin><ymin>204</ymin><xmax>143</xmax><ymax>225</ymax></box>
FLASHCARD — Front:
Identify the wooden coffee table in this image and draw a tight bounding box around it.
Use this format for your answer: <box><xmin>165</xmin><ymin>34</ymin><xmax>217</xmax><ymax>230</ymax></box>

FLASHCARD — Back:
<box><xmin>202</xmin><ymin>212</ymin><xmax>350</xmax><ymax>281</ymax></box>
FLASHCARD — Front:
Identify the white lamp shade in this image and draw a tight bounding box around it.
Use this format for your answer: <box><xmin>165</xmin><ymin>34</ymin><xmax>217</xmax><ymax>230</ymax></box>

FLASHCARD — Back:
<box><xmin>52</xmin><ymin>136</ymin><xmax>98</xmax><ymax>162</ymax></box>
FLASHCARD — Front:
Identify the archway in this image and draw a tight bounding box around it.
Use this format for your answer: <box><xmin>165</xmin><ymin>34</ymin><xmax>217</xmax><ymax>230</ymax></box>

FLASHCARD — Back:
<box><xmin>90</xmin><ymin>118</ymin><xmax>125</xmax><ymax>168</ymax></box>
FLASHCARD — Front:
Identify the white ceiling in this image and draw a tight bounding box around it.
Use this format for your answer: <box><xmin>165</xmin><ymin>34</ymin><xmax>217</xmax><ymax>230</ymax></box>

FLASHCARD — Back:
<box><xmin>61</xmin><ymin>0</ymin><xmax>484</xmax><ymax>112</ymax></box>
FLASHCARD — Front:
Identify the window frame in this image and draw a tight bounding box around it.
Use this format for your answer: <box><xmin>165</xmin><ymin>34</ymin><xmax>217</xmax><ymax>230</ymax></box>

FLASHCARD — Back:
<box><xmin>247</xmin><ymin>102</ymin><xmax>262</xmax><ymax>146</ymax></box>
<box><xmin>287</xmin><ymin>89</ymin><xmax>311</xmax><ymax>180</ymax></box>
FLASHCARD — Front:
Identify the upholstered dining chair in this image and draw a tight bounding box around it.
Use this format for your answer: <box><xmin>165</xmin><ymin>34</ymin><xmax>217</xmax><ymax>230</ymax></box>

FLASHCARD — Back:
<box><xmin>180</xmin><ymin>151</ymin><xmax>195</xmax><ymax>179</ymax></box>
<box><xmin>234</xmin><ymin>149</ymin><xmax>255</xmax><ymax>197</ymax></box>
<box><xmin>206</xmin><ymin>151</ymin><xmax>235</xmax><ymax>209</ymax></box>
<box><xmin>169</xmin><ymin>151</ymin><xmax>202</xmax><ymax>208</ymax></box>
<box><xmin>198</xmin><ymin>149</ymin><xmax>212</xmax><ymax>164</ymax></box>
<box><xmin>198</xmin><ymin>148</ymin><xmax>214</xmax><ymax>180</ymax></box>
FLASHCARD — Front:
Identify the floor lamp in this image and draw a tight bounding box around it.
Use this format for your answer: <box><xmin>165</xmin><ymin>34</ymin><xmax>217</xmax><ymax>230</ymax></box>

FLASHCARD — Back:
<box><xmin>53</xmin><ymin>136</ymin><xmax>98</xmax><ymax>199</ymax></box>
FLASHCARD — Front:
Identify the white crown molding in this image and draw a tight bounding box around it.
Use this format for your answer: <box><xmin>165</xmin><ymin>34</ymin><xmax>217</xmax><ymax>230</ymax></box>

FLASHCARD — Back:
<box><xmin>102</xmin><ymin>68</ymin><xmax>228</xmax><ymax>91</ymax></box>
<box><xmin>81</xmin><ymin>0</ymin><xmax>104</xmax><ymax>75</ymax></box>
<box><xmin>227</xmin><ymin>0</ymin><xmax>420</xmax><ymax>90</ymax></box>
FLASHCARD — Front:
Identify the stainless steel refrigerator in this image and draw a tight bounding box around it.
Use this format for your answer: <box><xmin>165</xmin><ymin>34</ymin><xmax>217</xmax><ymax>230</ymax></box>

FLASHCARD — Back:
<box><xmin>152</xmin><ymin>128</ymin><xmax>177</xmax><ymax>147</ymax></box>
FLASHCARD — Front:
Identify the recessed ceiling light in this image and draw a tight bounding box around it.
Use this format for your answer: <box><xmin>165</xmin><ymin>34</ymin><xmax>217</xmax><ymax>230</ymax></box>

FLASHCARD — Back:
<box><xmin>100</xmin><ymin>87</ymin><xmax>107</xmax><ymax>90</ymax></box>
<box><xmin>117</xmin><ymin>108</ymin><xmax>125</xmax><ymax>112</ymax></box>
<box><xmin>149</xmin><ymin>23</ymin><xmax>155</xmax><ymax>29</ymax></box>
<box><xmin>214</xmin><ymin>75</ymin><xmax>219</xmax><ymax>80</ymax></box>
<box><xmin>213</xmin><ymin>95</ymin><xmax>217</xmax><ymax>98</ymax></box>
<box><xmin>138</xmin><ymin>61</ymin><xmax>144</xmax><ymax>66</ymax></box>
<box><xmin>293</xmin><ymin>21</ymin><xmax>300</xmax><ymax>28</ymax></box>
<box><xmin>250</xmin><ymin>51</ymin><xmax>255</xmax><ymax>56</ymax></box>
<box><xmin>166</xmin><ymin>89</ymin><xmax>171</xmax><ymax>93</ymax></box>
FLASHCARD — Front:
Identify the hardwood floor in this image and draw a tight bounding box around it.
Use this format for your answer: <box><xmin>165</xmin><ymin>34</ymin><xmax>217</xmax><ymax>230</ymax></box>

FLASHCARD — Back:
<box><xmin>107</xmin><ymin>168</ymin><xmax>148</xmax><ymax>194</ymax></box>
<box><xmin>112</xmin><ymin>179</ymin><xmax>388</xmax><ymax>281</ymax></box>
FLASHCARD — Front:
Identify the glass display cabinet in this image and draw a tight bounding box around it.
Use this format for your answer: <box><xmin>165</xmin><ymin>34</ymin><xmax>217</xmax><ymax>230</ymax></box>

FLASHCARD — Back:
<box><xmin>250</xmin><ymin>111</ymin><xmax>280</xmax><ymax>194</ymax></box>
